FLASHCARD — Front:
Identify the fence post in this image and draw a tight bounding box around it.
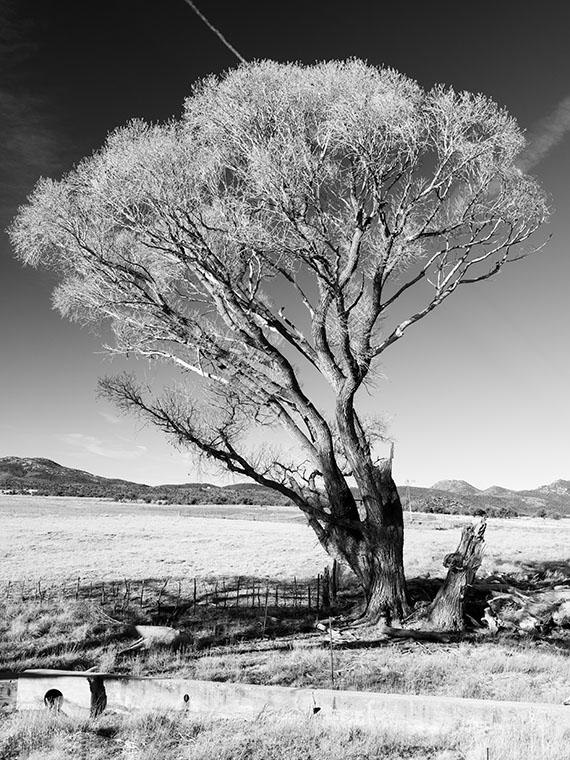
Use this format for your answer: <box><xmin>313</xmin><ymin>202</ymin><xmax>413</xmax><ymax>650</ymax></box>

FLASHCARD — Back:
<box><xmin>275</xmin><ymin>583</ymin><xmax>279</xmax><ymax>608</ymax></box>
<box><xmin>316</xmin><ymin>575</ymin><xmax>320</xmax><ymax>613</ymax></box>
<box><xmin>322</xmin><ymin>567</ymin><xmax>330</xmax><ymax>610</ymax></box>
<box><xmin>307</xmin><ymin>584</ymin><xmax>312</xmax><ymax>610</ymax></box>
<box><xmin>331</xmin><ymin>559</ymin><xmax>338</xmax><ymax>603</ymax></box>
<box><xmin>262</xmin><ymin>585</ymin><xmax>270</xmax><ymax>635</ymax></box>
<box><xmin>236</xmin><ymin>577</ymin><xmax>241</xmax><ymax>608</ymax></box>
<box><xmin>329</xmin><ymin>615</ymin><xmax>335</xmax><ymax>687</ymax></box>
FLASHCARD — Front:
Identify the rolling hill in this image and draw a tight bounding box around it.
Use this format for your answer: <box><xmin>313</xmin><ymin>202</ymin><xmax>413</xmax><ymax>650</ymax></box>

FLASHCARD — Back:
<box><xmin>1</xmin><ymin>457</ymin><xmax>569</xmax><ymax>516</ymax></box>
<box><xmin>0</xmin><ymin>457</ymin><xmax>290</xmax><ymax>505</ymax></box>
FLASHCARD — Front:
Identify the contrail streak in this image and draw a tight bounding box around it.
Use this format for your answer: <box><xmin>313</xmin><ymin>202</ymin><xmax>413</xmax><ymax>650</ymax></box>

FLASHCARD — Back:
<box><xmin>518</xmin><ymin>94</ymin><xmax>570</xmax><ymax>171</ymax></box>
<box><xmin>182</xmin><ymin>0</ymin><xmax>246</xmax><ymax>63</ymax></box>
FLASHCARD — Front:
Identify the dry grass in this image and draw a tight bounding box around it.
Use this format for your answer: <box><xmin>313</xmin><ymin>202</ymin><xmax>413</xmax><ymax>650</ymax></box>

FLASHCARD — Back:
<box><xmin>1</xmin><ymin>708</ymin><xmax>569</xmax><ymax>760</ymax></box>
<box><xmin>4</xmin><ymin>495</ymin><xmax>570</xmax><ymax>758</ymax></box>
<box><xmin>3</xmin><ymin>587</ymin><xmax>570</xmax><ymax>707</ymax></box>
<box><xmin>2</xmin><ymin>495</ymin><xmax>568</xmax><ymax>585</ymax></box>
<box><xmin>0</xmin><ymin>496</ymin><xmax>328</xmax><ymax>583</ymax></box>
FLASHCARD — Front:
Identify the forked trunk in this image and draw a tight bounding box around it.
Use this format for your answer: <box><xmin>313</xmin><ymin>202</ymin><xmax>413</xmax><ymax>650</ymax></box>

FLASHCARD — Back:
<box><xmin>328</xmin><ymin>471</ymin><xmax>410</xmax><ymax>626</ymax></box>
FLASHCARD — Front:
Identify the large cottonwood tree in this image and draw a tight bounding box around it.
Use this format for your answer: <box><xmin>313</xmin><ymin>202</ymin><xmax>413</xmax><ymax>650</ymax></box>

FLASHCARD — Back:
<box><xmin>10</xmin><ymin>60</ymin><xmax>548</xmax><ymax>625</ymax></box>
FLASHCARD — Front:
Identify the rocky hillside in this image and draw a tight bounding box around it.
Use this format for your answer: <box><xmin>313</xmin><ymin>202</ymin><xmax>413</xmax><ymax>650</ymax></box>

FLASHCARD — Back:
<box><xmin>416</xmin><ymin>478</ymin><xmax>570</xmax><ymax>517</ymax></box>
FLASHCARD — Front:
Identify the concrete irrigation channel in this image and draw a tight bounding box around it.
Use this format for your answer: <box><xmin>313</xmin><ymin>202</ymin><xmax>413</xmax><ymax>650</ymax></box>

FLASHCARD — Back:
<box><xmin>2</xmin><ymin>669</ymin><xmax>570</xmax><ymax>733</ymax></box>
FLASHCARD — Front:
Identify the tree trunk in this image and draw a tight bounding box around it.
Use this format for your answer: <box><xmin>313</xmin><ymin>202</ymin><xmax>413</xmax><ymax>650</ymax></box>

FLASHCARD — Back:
<box><xmin>420</xmin><ymin>519</ymin><xmax>486</xmax><ymax>630</ymax></box>
<box><xmin>360</xmin><ymin>527</ymin><xmax>409</xmax><ymax>625</ymax></box>
<box><xmin>329</xmin><ymin>475</ymin><xmax>410</xmax><ymax>626</ymax></box>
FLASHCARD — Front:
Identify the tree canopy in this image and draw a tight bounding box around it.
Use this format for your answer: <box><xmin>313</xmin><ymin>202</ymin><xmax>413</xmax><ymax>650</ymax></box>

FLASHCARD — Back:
<box><xmin>10</xmin><ymin>60</ymin><xmax>549</xmax><ymax>624</ymax></box>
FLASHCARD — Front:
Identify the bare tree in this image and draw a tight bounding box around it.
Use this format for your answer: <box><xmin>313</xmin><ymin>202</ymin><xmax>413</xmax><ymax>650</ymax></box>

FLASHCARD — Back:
<box><xmin>10</xmin><ymin>60</ymin><xmax>548</xmax><ymax>626</ymax></box>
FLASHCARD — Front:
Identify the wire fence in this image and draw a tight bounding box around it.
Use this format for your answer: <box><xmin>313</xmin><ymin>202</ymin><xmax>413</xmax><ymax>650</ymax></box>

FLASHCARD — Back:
<box><xmin>1</xmin><ymin>562</ymin><xmax>341</xmax><ymax>615</ymax></box>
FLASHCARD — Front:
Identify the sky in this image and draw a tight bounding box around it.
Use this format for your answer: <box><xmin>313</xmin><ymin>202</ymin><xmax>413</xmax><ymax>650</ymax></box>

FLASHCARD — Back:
<box><xmin>0</xmin><ymin>0</ymin><xmax>569</xmax><ymax>490</ymax></box>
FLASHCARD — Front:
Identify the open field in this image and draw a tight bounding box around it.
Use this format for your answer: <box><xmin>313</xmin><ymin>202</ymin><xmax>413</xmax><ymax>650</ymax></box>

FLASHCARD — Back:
<box><xmin>3</xmin><ymin>495</ymin><xmax>570</xmax><ymax>758</ymax></box>
<box><xmin>2</xmin><ymin>495</ymin><xmax>569</xmax><ymax>584</ymax></box>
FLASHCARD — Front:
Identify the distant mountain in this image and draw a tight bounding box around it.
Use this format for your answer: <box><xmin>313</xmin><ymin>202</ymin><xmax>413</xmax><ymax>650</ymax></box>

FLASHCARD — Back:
<box><xmin>0</xmin><ymin>457</ymin><xmax>291</xmax><ymax>505</ymax></box>
<box><xmin>2</xmin><ymin>457</ymin><xmax>569</xmax><ymax>516</ymax></box>
<box><xmin>419</xmin><ymin>477</ymin><xmax>570</xmax><ymax>518</ymax></box>
<box><xmin>431</xmin><ymin>479</ymin><xmax>481</xmax><ymax>496</ymax></box>
<box><xmin>0</xmin><ymin>456</ymin><xmax>137</xmax><ymax>489</ymax></box>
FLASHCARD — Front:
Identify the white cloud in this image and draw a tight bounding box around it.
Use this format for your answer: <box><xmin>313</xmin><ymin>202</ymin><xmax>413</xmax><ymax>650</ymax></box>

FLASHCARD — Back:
<box><xmin>58</xmin><ymin>433</ymin><xmax>147</xmax><ymax>460</ymax></box>
<box><xmin>519</xmin><ymin>94</ymin><xmax>570</xmax><ymax>171</ymax></box>
<box><xmin>98</xmin><ymin>410</ymin><xmax>122</xmax><ymax>425</ymax></box>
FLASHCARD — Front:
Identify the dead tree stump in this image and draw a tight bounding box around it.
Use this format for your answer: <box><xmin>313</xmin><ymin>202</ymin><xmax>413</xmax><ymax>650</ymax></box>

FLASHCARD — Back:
<box><xmin>418</xmin><ymin>519</ymin><xmax>486</xmax><ymax>631</ymax></box>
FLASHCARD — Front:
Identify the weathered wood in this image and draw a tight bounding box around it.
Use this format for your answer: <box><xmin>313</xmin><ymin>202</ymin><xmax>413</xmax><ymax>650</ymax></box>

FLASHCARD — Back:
<box><xmin>485</xmin><ymin>587</ymin><xmax>570</xmax><ymax>633</ymax></box>
<box><xmin>418</xmin><ymin>519</ymin><xmax>486</xmax><ymax>631</ymax></box>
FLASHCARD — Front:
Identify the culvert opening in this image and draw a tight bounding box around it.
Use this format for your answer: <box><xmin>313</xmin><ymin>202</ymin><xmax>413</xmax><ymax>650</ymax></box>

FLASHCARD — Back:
<box><xmin>44</xmin><ymin>689</ymin><xmax>63</xmax><ymax>710</ymax></box>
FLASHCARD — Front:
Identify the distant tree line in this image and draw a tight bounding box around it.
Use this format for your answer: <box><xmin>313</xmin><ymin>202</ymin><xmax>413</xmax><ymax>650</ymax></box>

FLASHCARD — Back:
<box><xmin>2</xmin><ymin>478</ymin><xmax>565</xmax><ymax>518</ymax></box>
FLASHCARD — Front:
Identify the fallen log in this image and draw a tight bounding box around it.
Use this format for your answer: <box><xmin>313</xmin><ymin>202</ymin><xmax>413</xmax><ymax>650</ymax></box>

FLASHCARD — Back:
<box><xmin>314</xmin><ymin>621</ymin><xmax>451</xmax><ymax>644</ymax></box>
<box><xmin>118</xmin><ymin>625</ymin><xmax>190</xmax><ymax>654</ymax></box>
<box><xmin>484</xmin><ymin>587</ymin><xmax>570</xmax><ymax>633</ymax></box>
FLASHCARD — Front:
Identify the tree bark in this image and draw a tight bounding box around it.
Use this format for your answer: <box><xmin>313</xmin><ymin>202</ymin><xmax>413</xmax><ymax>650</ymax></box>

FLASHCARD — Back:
<box><xmin>359</xmin><ymin>527</ymin><xmax>409</xmax><ymax>625</ymax></box>
<box><xmin>326</xmin><ymin>469</ymin><xmax>410</xmax><ymax>626</ymax></box>
<box><xmin>419</xmin><ymin>519</ymin><xmax>486</xmax><ymax>630</ymax></box>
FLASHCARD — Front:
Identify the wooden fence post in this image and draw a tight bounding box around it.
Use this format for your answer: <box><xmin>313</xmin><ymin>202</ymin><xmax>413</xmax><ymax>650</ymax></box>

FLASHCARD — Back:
<box><xmin>262</xmin><ymin>585</ymin><xmax>270</xmax><ymax>635</ymax></box>
<box><xmin>322</xmin><ymin>567</ymin><xmax>330</xmax><ymax>610</ymax></box>
<box><xmin>331</xmin><ymin>559</ymin><xmax>338</xmax><ymax>603</ymax></box>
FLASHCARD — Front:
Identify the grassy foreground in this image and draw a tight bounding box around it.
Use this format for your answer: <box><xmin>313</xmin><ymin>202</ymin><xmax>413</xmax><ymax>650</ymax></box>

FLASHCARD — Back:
<box><xmin>3</xmin><ymin>592</ymin><xmax>570</xmax><ymax>705</ymax></box>
<box><xmin>3</xmin><ymin>498</ymin><xmax>570</xmax><ymax>758</ymax></box>
<box><xmin>2</xmin><ymin>709</ymin><xmax>569</xmax><ymax>760</ymax></box>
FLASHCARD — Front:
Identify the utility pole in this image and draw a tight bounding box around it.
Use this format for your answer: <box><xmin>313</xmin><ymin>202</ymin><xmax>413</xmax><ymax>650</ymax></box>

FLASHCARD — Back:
<box><xmin>406</xmin><ymin>479</ymin><xmax>415</xmax><ymax>523</ymax></box>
